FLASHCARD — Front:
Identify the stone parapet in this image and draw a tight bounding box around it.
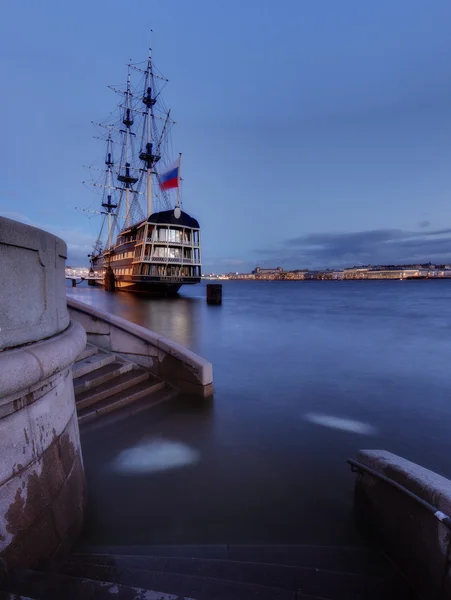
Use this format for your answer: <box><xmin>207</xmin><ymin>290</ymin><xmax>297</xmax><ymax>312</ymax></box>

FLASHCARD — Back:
<box><xmin>67</xmin><ymin>297</ymin><xmax>213</xmax><ymax>397</ymax></box>
<box><xmin>353</xmin><ymin>449</ymin><xmax>451</xmax><ymax>600</ymax></box>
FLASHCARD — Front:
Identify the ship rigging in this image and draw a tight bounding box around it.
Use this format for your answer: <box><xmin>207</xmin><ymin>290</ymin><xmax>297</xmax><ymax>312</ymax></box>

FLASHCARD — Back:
<box><xmin>86</xmin><ymin>42</ymin><xmax>202</xmax><ymax>295</ymax></box>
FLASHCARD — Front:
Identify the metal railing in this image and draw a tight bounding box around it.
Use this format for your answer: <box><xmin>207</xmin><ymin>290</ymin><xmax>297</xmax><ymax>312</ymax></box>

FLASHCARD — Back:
<box><xmin>140</xmin><ymin>256</ymin><xmax>200</xmax><ymax>264</ymax></box>
<box><xmin>146</xmin><ymin>238</ymin><xmax>199</xmax><ymax>247</ymax></box>
<box><xmin>347</xmin><ymin>458</ymin><xmax>451</xmax><ymax>530</ymax></box>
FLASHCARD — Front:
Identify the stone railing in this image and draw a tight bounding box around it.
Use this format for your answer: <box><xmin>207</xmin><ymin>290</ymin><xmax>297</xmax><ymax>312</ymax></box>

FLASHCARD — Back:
<box><xmin>350</xmin><ymin>449</ymin><xmax>451</xmax><ymax>600</ymax></box>
<box><xmin>67</xmin><ymin>297</ymin><xmax>213</xmax><ymax>398</ymax></box>
<box><xmin>0</xmin><ymin>217</ymin><xmax>86</xmax><ymax>570</ymax></box>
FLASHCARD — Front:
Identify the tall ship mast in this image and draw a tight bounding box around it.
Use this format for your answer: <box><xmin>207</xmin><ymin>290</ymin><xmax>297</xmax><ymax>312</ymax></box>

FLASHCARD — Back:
<box><xmin>87</xmin><ymin>43</ymin><xmax>202</xmax><ymax>295</ymax></box>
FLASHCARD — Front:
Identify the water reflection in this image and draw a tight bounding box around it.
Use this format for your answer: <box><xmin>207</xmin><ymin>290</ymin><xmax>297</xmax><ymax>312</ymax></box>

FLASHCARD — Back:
<box><xmin>305</xmin><ymin>413</ymin><xmax>377</xmax><ymax>435</ymax></box>
<box><xmin>72</xmin><ymin>280</ymin><xmax>451</xmax><ymax>546</ymax></box>
<box><xmin>67</xmin><ymin>283</ymin><xmax>201</xmax><ymax>349</ymax></box>
<box><xmin>112</xmin><ymin>438</ymin><xmax>201</xmax><ymax>475</ymax></box>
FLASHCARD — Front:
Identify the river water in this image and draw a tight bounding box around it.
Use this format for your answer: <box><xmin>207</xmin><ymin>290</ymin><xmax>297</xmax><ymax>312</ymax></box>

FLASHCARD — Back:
<box><xmin>67</xmin><ymin>280</ymin><xmax>451</xmax><ymax>546</ymax></box>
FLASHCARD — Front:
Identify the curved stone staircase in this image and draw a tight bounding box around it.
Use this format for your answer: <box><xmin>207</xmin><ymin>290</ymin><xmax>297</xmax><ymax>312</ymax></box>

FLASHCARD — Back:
<box><xmin>0</xmin><ymin>543</ymin><xmax>415</xmax><ymax>599</ymax></box>
<box><xmin>73</xmin><ymin>344</ymin><xmax>171</xmax><ymax>425</ymax></box>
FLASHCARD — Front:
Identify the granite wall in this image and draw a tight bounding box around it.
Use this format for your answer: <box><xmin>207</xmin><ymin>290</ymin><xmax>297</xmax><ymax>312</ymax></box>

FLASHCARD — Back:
<box><xmin>0</xmin><ymin>217</ymin><xmax>86</xmax><ymax>570</ymax></box>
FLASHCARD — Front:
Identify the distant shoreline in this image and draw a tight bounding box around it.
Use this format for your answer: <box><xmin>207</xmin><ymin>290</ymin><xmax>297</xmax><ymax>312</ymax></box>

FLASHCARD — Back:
<box><xmin>202</xmin><ymin>276</ymin><xmax>451</xmax><ymax>282</ymax></box>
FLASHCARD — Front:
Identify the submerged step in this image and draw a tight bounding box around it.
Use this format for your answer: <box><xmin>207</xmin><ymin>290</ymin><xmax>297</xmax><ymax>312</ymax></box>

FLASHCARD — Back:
<box><xmin>72</xmin><ymin>350</ymin><xmax>116</xmax><ymax>379</ymax></box>
<box><xmin>72</xmin><ymin>544</ymin><xmax>387</xmax><ymax>576</ymax></box>
<box><xmin>77</xmin><ymin>378</ymin><xmax>166</xmax><ymax>425</ymax></box>
<box><xmin>1</xmin><ymin>569</ymin><xmax>193</xmax><ymax>600</ymax></box>
<box><xmin>61</xmin><ymin>555</ymin><xmax>403</xmax><ymax>600</ymax></box>
<box><xmin>75</xmin><ymin>369</ymin><xmax>150</xmax><ymax>411</ymax></box>
<box><xmin>78</xmin><ymin>388</ymin><xmax>180</xmax><ymax>434</ymax></box>
<box><xmin>56</xmin><ymin>562</ymin><xmax>295</xmax><ymax>600</ymax></box>
<box><xmin>73</xmin><ymin>360</ymin><xmax>134</xmax><ymax>394</ymax></box>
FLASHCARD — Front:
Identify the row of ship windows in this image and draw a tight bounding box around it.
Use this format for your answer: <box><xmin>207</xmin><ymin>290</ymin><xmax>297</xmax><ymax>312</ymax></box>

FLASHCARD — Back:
<box><xmin>112</xmin><ymin>252</ymin><xmax>133</xmax><ymax>261</ymax></box>
<box><xmin>137</xmin><ymin>228</ymin><xmax>199</xmax><ymax>244</ymax></box>
<box><xmin>114</xmin><ymin>268</ymin><xmax>132</xmax><ymax>276</ymax></box>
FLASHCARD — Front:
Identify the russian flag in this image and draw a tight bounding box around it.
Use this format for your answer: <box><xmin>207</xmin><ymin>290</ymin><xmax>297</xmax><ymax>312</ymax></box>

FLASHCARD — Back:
<box><xmin>159</xmin><ymin>162</ymin><xmax>179</xmax><ymax>190</ymax></box>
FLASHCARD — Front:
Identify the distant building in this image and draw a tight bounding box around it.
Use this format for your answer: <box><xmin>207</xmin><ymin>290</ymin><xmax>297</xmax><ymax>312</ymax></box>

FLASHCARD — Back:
<box><xmin>284</xmin><ymin>269</ymin><xmax>309</xmax><ymax>280</ymax></box>
<box><xmin>343</xmin><ymin>267</ymin><xmax>369</xmax><ymax>279</ymax></box>
<box><xmin>252</xmin><ymin>266</ymin><xmax>284</xmax><ymax>280</ymax></box>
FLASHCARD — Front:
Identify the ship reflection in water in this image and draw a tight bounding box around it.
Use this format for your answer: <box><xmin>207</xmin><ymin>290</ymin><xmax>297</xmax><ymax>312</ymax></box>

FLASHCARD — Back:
<box><xmin>68</xmin><ymin>281</ymin><xmax>200</xmax><ymax>350</ymax></box>
<box><xmin>68</xmin><ymin>279</ymin><xmax>451</xmax><ymax>546</ymax></box>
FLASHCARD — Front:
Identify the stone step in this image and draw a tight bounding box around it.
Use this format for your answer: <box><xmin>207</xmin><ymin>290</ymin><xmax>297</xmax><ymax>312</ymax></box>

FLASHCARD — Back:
<box><xmin>76</xmin><ymin>344</ymin><xmax>99</xmax><ymax>362</ymax></box>
<box><xmin>56</xmin><ymin>563</ymin><xmax>299</xmax><ymax>600</ymax></box>
<box><xmin>75</xmin><ymin>369</ymin><xmax>150</xmax><ymax>411</ymax></box>
<box><xmin>73</xmin><ymin>360</ymin><xmax>134</xmax><ymax>395</ymax></box>
<box><xmin>73</xmin><ymin>544</ymin><xmax>388</xmax><ymax>576</ymax></box>
<box><xmin>77</xmin><ymin>378</ymin><xmax>166</xmax><ymax>425</ymax></box>
<box><xmin>79</xmin><ymin>388</ymin><xmax>180</xmax><ymax>435</ymax></box>
<box><xmin>1</xmin><ymin>569</ymin><xmax>194</xmax><ymax>600</ymax></box>
<box><xmin>72</xmin><ymin>350</ymin><xmax>116</xmax><ymax>379</ymax></box>
<box><xmin>60</xmin><ymin>557</ymin><xmax>410</xmax><ymax>600</ymax></box>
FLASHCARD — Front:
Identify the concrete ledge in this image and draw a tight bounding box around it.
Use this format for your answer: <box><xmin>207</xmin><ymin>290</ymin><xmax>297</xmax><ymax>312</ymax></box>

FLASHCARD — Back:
<box><xmin>0</xmin><ymin>321</ymin><xmax>86</xmax><ymax>401</ymax></box>
<box><xmin>67</xmin><ymin>297</ymin><xmax>213</xmax><ymax>397</ymax></box>
<box><xmin>353</xmin><ymin>450</ymin><xmax>451</xmax><ymax>600</ymax></box>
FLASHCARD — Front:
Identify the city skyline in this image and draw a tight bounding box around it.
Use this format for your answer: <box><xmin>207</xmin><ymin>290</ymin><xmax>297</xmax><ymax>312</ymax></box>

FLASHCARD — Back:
<box><xmin>1</xmin><ymin>0</ymin><xmax>451</xmax><ymax>272</ymax></box>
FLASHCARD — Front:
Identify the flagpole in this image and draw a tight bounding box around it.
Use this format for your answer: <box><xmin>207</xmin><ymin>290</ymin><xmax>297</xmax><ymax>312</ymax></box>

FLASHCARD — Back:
<box><xmin>176</xmin><ymin>153</ymin><xmax>182</xmax><ymax>208</ymax></box>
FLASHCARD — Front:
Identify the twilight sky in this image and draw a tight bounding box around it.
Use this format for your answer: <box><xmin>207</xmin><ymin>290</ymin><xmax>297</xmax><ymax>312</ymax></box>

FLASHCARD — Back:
<box><xmin>1</xmin><ymin>0</ymin><xmax>451</xmax><ymax>271</ymax></box>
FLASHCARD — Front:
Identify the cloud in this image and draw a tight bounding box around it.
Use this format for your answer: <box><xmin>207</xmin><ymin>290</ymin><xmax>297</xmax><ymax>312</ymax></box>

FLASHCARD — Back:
<box><xmin>255</xmin><ymin>228</ymin><xmax>451</xmax><ymax>269</ymax></box>
<box><xmin>0</xmin><ymin>210</ymin><xmax>33</xmax><ymax>225</ymax></box>
<box><xmin>53</xmin><ymin>227</ymin><xmax>93</xmax><ymax>265</ymax></box>
<box><xmin>220</xmin><ymin>258</ymin><xmax>247</xmax><ymax>266</ymax></box>
<box><xmin>203</xmin><ymin>256</ymin><xmax>256</xmax><ymax>273</ymax></box>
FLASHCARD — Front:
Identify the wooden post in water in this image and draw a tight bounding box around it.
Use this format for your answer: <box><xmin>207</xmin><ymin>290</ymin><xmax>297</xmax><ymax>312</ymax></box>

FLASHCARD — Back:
<box><xmin>71</xmin><ymin>278</ymin><xmax>76</xmax><ymax>287</ymax></box>
<box><xmin>207</xmin><ymin>283</ymin><xmax>222</xmax><ymax>305</ymax></box>
<box><xmin>104</xmin><ymin>266</ymin><xmax>116</xmax><ymax>292</ymax></box>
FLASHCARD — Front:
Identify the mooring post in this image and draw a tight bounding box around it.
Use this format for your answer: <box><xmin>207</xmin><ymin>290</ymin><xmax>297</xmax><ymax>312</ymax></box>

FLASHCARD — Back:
<box><xmin>207</xmin><ymin>283</ymin><xmax>222</xmax><ymax>305</ymax></box>
<box><xmin>71</xmin><ymin>278</ymin><xmax>76</xmax><ymax>287</ymax></box>
<box><xmin>104</xmin><ymin>266</ymin><xmax>116</xmax><ymax>292</ymax></box>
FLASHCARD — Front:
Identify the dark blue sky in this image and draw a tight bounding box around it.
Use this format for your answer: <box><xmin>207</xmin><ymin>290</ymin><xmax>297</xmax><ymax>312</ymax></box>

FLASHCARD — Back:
<box><xmin>1</xmin><ymin>0</ymin><xmax>451</xmax><ymax>270</ymax></box>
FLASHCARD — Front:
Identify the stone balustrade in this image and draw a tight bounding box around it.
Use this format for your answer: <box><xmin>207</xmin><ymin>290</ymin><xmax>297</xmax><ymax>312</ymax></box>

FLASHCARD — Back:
<box><xmin>352</xmin><ymin>449</ymin><xmax>451</xmax><ymax>600</ymax></box>
<box><xmin>67</xmin><ymin>297</ymin><xmax>213</xmax><ymax>398</ymax></box>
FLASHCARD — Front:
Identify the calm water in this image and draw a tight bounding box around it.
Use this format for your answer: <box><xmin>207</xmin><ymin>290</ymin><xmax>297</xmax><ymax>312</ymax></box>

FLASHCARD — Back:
<box><xmin>67</xmin><ymin>280</ymin><xmax>451</xmax><ymax>546</ymax></box>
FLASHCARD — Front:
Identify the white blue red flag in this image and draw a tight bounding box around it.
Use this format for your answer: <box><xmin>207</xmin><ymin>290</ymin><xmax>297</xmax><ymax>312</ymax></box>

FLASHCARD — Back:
<box><xmin>159</xmin><ymin>162</ymin><xmax>179</xmax><ymax>190</ymax></box>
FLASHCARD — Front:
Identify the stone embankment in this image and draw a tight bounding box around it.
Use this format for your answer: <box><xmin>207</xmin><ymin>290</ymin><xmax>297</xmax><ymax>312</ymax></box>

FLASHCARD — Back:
<box><xmin>0</xmin><ymin>217</ymin><xmax>86</xmax><ymax>569</ymax></box>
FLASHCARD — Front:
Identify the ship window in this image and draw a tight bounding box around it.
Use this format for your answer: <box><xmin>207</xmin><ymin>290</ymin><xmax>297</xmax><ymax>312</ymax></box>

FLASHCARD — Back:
<box><xmin>168</xmin><ymin>228</ymin><xmax>181</xmax><ymax>243</ymax></box>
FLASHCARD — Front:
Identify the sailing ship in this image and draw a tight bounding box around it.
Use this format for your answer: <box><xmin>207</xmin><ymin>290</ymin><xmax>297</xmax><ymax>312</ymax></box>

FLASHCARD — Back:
<box><xmin>86</xmin><ymin>43</ymin><xmax>202</xmax><ymax>295</ymax></box>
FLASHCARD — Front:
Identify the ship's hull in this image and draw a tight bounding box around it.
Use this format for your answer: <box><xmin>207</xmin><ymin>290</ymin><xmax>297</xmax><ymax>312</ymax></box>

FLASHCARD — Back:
<box><xmin>93</xmin><ymin>274</ymin><xmax>200</xmax><ymax>295</ymax></box>
<box><xmin>91</xmin><ymin>209</ymin><xmax>202</xmax><ymax>296</ymax></box>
